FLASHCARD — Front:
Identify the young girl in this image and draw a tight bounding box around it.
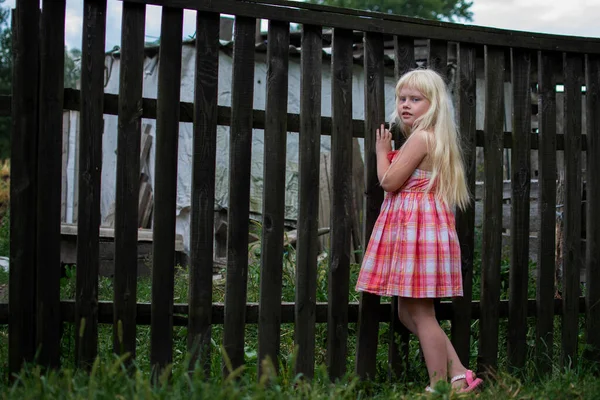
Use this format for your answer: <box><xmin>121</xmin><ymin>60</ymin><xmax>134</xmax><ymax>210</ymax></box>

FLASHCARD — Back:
<box><xmin>356</xmin><ymin>69</ymin><xmax>483</xmax><ymax>393</ymax></box>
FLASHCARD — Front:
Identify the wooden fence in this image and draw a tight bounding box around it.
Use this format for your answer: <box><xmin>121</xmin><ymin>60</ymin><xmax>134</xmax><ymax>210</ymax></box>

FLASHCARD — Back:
<box><xmin>1</xmin><ymin>0</ymin><xmax>600</xmax><ymax>382</ymax></box>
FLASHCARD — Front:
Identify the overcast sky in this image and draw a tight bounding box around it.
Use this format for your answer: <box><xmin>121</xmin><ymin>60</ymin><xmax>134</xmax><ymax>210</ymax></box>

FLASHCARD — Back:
<box><xmin>4</xmin><ymin>0</ymin><xmax>600</xmax><ymax>50</ymax></box>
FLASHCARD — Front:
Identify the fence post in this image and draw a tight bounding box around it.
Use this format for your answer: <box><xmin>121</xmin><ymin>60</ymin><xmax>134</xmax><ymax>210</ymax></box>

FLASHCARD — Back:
<box><xmin>36</xmin><ymin>0</ymin><xmax>66</xmax><ymax>369</ymax></box>
<box><xmin>9</xmin><ymin>1</ymin><xmax>40</xmax><ymax>376</ymax></box>
<box><xmin>150</xmin><ymin>5</ymin><xmax>183</xmax><ymax>376</ymax></box>
<box><xmin>113</xmin><ymin>1</ymin><xmax>146</xmax><ymax>361</ymax></box>
<box><xmin>585</xmin><ymin>54</ymin><xmax>600</xmax><ymax>364</ymax></box>
<box><xmin>294</xmin><ymin>24</ymin><xmax>322</xmax><ymax>380</ymax></box>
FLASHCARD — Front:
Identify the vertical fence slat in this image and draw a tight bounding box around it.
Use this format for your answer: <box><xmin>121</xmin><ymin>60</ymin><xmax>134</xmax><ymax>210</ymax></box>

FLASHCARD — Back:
<box><xmin>9</xmin><ymin>2</ymin><xmax>39</xmax><ymax>375</ymax></box>
<box><xmin>562</xmin><ymin>53</ymin><xmax>583</xmax><ymax>368</ymax></box>
<box><xmin>394</xmin><ymin>36</ymin><xmax>416</xmax><ymax>80</ymax></box>
<box><xmin>327</xmin><ymin>27</ymin><xmax>353</xmax><ymax>381</ymax></box>
<box><xmin>258</xmin><ymin>19</ymin><xmax>290</xmax><ymax>377</ymax></box>
<box><xmin>477</xmin><ymin>45</ymin><xmax>505</xmax><ymax>374</ymax></box>
<box><xmin>150</xmin><ymin>6</ymin><xmax>183</xmax><ymax>373</ymax></box>
<box><xmin>428</xmin><ymin>39</ymin><xmax>448</xmax><ymax>79</ymax></box>
<box><xmin>507</xmin><ymin>48</ymin><xmax>532</xmax><ymax>372</ymax></box>
<box><xmin>294</xmin><ymin>24</ymin><xmax>322</xmax><ymax>380</ymax></box>
<box><xmin>188</xmin><ymin>10</ymin><xmax>220</xmax><ymax>376</ymax></box>
<box><xmin>389</xmin><ymin>35</ymin><xmax>415</xmax><ymax>380</ymax></box>
<box><xmin>355</xmin><ymin>31</ymin><xmax>384</xmax><ymax>380</ymax></box>
<box><xmin>113</xmin><ymin>1</ymin><xmax>146</xmax><ymax>360</ymax></box>
<box><xmin>222</xmin><ymin>15</ymin><xmax>256</xmax><ymax>376</ymax></box>
<box><xmin>451</xmin><ymin>42</ymin><xmax>477</xmax><ymax>367</ymax></box>
<box><xmin>36</xmin><ymin>0</ymin><xmax>65</xmax><ymax>369</ymax></box>
<box><xmin>536</xmin><ymin>51</ymin><xmax>558</xmax><ymax>375</ymax></box>
<box><xmin>585</xmin><ymin>54</ymin><xmax>600</xmax><ymax>363</ymax></box>
<box><xmin>75</xmin><ymin>0</ymin><xmax>107</xmax><ymax>368</ymax></box>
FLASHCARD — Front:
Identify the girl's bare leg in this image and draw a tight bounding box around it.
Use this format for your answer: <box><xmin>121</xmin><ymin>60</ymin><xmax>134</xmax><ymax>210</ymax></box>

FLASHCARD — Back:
<box><xmin>398</xmin><ymin>297</ymin><xmax>467</xmax><ymax>389</ymax></box>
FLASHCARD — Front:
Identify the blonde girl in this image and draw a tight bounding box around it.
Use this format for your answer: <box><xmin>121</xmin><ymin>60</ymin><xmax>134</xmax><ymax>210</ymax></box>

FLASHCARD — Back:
<box><xmin>356</xmin><ymin>69</ymin><xmax>482</xmax><ymax>393</ymax></box>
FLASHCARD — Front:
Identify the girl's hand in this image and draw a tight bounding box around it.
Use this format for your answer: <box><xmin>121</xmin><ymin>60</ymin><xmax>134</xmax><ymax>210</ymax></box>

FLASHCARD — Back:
<box><xmin>375</xmin><ymin>124</ymin><xmax>392</xmax><ymax>155</ymax></box>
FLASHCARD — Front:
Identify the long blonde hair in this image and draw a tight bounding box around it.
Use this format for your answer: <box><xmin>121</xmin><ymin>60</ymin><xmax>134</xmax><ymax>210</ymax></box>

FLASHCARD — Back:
<box><xmin>390</xmin><ymin>69</ymin><xmax>470</xmax><ymax>211</ymax></box>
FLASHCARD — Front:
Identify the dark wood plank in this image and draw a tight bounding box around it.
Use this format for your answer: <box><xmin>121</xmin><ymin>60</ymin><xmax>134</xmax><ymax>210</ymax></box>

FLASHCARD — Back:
<box><xmin>9</xmin><ymin>3</ymin><xmax>39</xmax><ymax>376</ymax></box>
<box><xmin>507</xmin><ymin>48</ymin><xmax>532</xmax><ymax>372</ymax></box>
<box><xmin>26</xmin><ymin>296</ymin><xmax>586</xmax><ymax>329</ymax></box>
<box><xmin>388</xmin><ymin>36</ymin><xmax>414</xmax><ymax>379</ymax></box>
<box><xmin>392</xmin><ymin>36</ymin><xmax>415</xmax><ymax>147</ymax></box>
<box><xmin>222</xmin><ymin>15</ymin><xmax>256</xmax><ymax>377</ymax></box>
<box><xmin>327</xmin><ymin>27</ymin><xmax>353</xmax><ymax>381</ymax></box>
<box><xmin>535</xmin><ymin>51</ymin><xmax>559</xmax><ymax>375</ymax></box>
<box><xmin>561</xmin><ymin>53</ymin><xmax>583</xmax><ymax>368</ymax></box>
<box><xmin>258</xmin><ymin>19</ymin><xmax>290</xmax><ymax>378</ymax></box>
<box><xmin>585</xmin><ymin>54</ymin><xmax>600</xmax><ymax>363</ymax></box>
<box><xmin>188</xmin><ymin>10</ymin><xmax>220</xmax><ymax>377</ymax></box>
<box><xmin>113</xmin><ymin>1</ymin><xmax>145</xmax><ymax>360</ymax></box>
<box><xmin>150</xmin><ymin>6</ymin><xmax>183</xmax><ymax>374</ymax></box>
<box><xmin>393</xmin><ymin>36</ymin><xmax>416</xmax><ymax>80</ymax></box>
<box><xmin>355</xmin><ymin>31</ymin><xmax>384</xmax><ymax>380</ymax></box>
<box><xmin>35</xmin><ymin>0</ymin><xmax>66</xmax><ymax>369</ymax></box>
<box><xmin>125</xmin><ymin>0</ymin><xmax>600</xmax><ymax>54</ymax></box>
<box><xmin>294</xmin><ymin>24</ymin><xmax>322</xmax><ymax>380</ymax></box>
<box><xmin>477</xmin><ymin>45</ymin><xmax>505</xmax><ymax>374</ymax></box>
<box><xmin>427</xmin><ymin>39</ymin><xmax>448</xmax><ymax>80</ymax></box>
<box><xmin>75</xmin><ymin>0</ymin><xmax>107</xmax><ymax>369</ymax></box>
<box><xmin>451</xmin><ymin>42</ymin><xmax>477</xmax><ymax>367</ymax></box>
<box><xmin>59</xmin><ymin>88</ymin><xmax>585</xmax><ymax>151</ymax></box>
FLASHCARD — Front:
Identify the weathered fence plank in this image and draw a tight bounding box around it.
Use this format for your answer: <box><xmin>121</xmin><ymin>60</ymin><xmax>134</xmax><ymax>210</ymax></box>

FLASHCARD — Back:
<box><xmin>294</xmin><ymin>24</ymin><xmax>322</xmax><ymax>380</ymax></box>
<box><xmin>75</xmin><ymin>0</ymin><xmax>107</xmax><ymax>369</ymax></box>
<box><xmin>478</xmin><ymin>45</ymin><xmax>505</xmax><ymax>374</ymax></box>
<box><xmin>222</xmin><ymin>15</ymin><xmax>256</xmax><ymax>376</ymax></box>
<box><xmin>452</xmin><ymin>42</ymin><xmax>477</xmax><ymax>367</ymax></box>
<box><xmin>355</xmin><ymin>31</ymin><xmax>384</xmax><ymax>380</ymax></box>
<box><xmin>57</xmin><ymin>88</ymin><xmax>585</xmax><ymax>151</ymax></box>
<box><xmin>126</xmin><ymin>0</ymin><xmax>600</xmax><ymax>54</ymax></box>
<box><xmin>188</xmin><ymin>10</ymin><xmax>220</xmax><ymax>376</ymax></box>
<box><xmin>113</xmin><ymin>0</ymin><xmax>146</xmax><ymax>360</ymax></box>
<box><xmin>327</xmin><ymin>27</ymin><xmax>353</xmax><ymax>381</ymax></box>
<box><xmin>562</xmin><ymin>53</ymin><xmax>584</xmax><ymax>368</ymax></box>
<box><xmin>36</xmin><ymin>0</ymin><xmax>66</xmax><ymax>369</ymax></box>
<box><xmin>507</xmin><ymin>48</ymin><xmax>532</xmax><ymax>372</ymax></box>
<box><xmin>258</xmin><ymin>19</ymin><xmax>290</xmax><ymax>377</ymax></box>
<box><xmin>535</xmin><ymin>51</ymin><xmax>559</xmax><ymax>374</ymax></box>
<box><xmin>428</xmin><ymin>39</ymin><xmax>447</xmax><ymax>79</ymax></box>
<box><xmin>394</xmin><ymin>36</ymin><xmax>416</xmax><ymax>82</ymax></box>
<box><xmin>9</xmin><ymin>3</ymin><xmax>39</xmax><ymax>376</ymax></box>
<box><xmin>150</xmin><ymin>6</ymin><xmax>183</xmax><ymax>374</ymax></box>
<box><xmin>388</xmin><ymin>36</ymin><xmax>415</xmax><ymax>379</ymax></box>
<box><xmin>3</xmin><ymin>297</ymin><xmax>582</xmax><ymax>327</ymax></box>
<box><xmin>585</xmin><ymin>54</ymin><xmax>600</xmax><ymax>363</ymax></box>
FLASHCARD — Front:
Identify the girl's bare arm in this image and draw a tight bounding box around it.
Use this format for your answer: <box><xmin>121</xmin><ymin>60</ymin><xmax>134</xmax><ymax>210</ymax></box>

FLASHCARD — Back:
<box><xmin>379</xmin><ymin>130</ymin><xmax>429</xmax><ymax>192</ymax></box>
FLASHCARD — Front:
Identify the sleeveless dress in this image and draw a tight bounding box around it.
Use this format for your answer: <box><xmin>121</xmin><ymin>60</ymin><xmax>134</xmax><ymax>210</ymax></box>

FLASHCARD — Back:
<box><xmin>355</xmin><ymin>151</ymin><xmax>463</xmax><ymax>298</ymax></box>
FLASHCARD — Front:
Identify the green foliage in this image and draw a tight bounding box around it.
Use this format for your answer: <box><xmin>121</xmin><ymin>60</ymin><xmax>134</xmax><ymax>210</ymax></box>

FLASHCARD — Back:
<box><xmin>303</xmin><ymin>0</ymin><xmax>473</xmax><ymax>22</ymax></box>
<box><xmin>0</xmin><ymin>0</ymin><xmax>12</xmax><ymax>160</ymax></box>
<box><xmin>64</xmin><ymin>47</ymin><xmax>81</xmax><ymax>89</ymax></box>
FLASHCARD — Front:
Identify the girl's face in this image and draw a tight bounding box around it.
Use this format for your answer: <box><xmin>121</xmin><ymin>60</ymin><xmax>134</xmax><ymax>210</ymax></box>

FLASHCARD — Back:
<box><xmin>397</xmin><ymin>87</ymin><xmax>430</xmax><ymax>128</ymax></box>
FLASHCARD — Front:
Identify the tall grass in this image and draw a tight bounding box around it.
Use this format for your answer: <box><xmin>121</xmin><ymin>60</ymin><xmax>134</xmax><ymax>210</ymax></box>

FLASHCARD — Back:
<box><xmin>1</xmin><ymin>219</ymin><xmax>599</xmax><ymax>397</ymax></box>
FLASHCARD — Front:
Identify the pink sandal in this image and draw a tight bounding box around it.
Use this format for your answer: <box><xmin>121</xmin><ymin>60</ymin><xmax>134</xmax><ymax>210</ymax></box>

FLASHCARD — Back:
<box><xmin>451</xmin><ymin>370</ymin><xmax>483</xmax><ymax>393</ymax></box>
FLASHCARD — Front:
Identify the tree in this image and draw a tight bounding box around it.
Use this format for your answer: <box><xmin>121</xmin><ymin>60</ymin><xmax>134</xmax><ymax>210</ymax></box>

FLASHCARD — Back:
<box><xmin>305</xmin><ymin>0</ymin><xmax>473</xmax><ymax>22</ymax></box>
<box><xmin>64</xmin><ymin>47</ymin><xmax>81</xmax><ymax>89</ymax></box>
<box><xmin>0</xmin><ymin>0</ymin><xmax>12</xmax><ymax>160</ymax></box>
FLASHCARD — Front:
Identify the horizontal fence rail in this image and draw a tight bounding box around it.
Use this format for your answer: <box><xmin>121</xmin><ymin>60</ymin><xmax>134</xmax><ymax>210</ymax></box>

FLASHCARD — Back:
<box><xmin>0</xmin><ymin>90</ymin><xmax>590</xmax><ymax>151</ymax></box>
<box><xmin>0</xmin><ymin>298</ymin><xmax>588</xmax><ymax>325</ymax></box>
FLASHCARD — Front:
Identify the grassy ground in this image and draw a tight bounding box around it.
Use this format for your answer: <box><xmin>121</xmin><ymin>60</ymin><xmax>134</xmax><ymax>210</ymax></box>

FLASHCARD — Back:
<box><xmin>0</xmin><ymin>205</ymin><xmax>598</xmax><ymax>398</ymax></box>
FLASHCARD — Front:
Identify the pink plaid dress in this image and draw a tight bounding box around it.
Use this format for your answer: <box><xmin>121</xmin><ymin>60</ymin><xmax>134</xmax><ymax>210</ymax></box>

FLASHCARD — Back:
<box><xmin>356</xmin><ymin>152</ymin><xmax>463</xmax><ymax>298</ymax></box>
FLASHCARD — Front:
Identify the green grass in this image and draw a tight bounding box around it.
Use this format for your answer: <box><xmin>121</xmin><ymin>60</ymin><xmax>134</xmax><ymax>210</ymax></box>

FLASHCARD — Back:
<box><xmin>1</xmin><ymin>220</ymin><xmax>599</xmax><ymax>398</ymax></box>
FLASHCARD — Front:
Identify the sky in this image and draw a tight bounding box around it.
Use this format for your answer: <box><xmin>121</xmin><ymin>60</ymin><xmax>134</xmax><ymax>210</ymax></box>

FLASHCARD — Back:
<box><xmin>4</xmin><ymin>0</ymin><xmax>600</xmax><ymax>51</ymax></box>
